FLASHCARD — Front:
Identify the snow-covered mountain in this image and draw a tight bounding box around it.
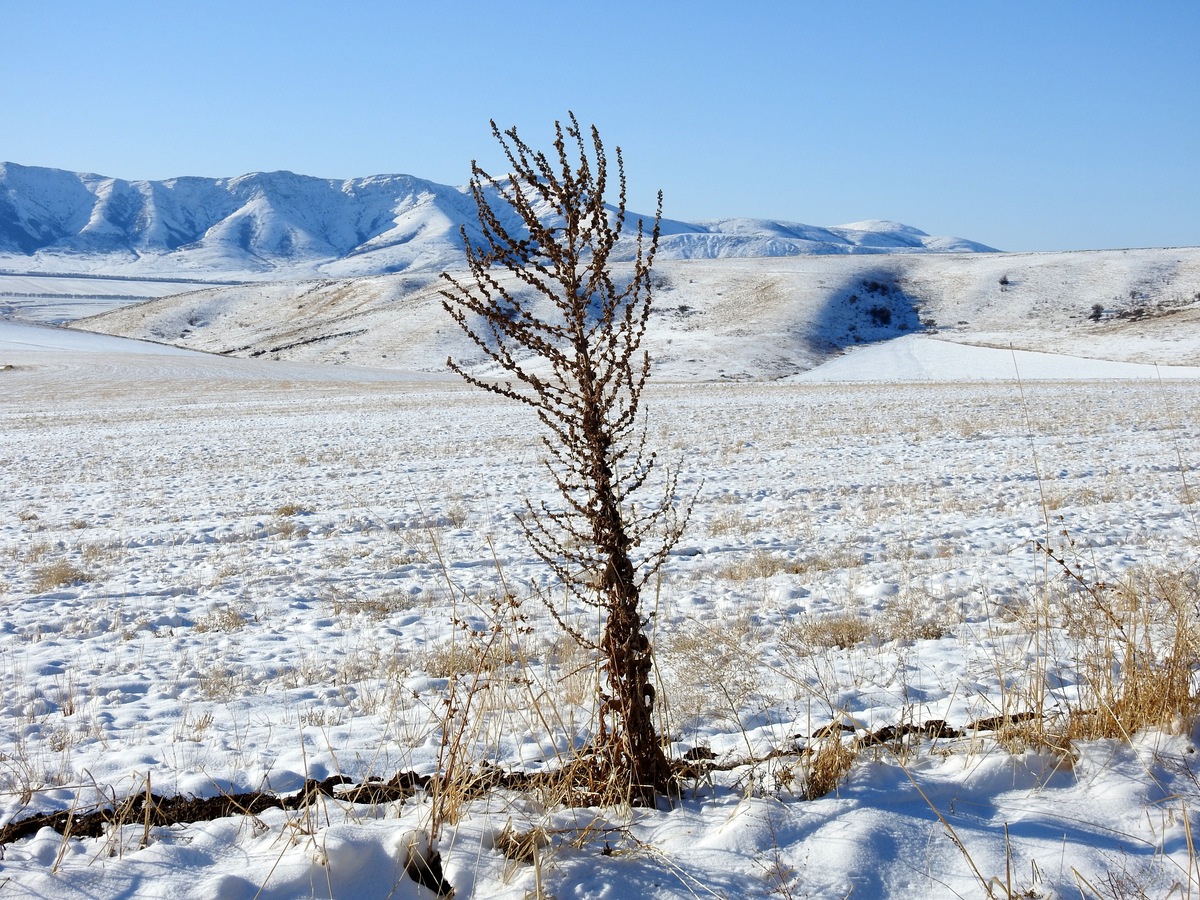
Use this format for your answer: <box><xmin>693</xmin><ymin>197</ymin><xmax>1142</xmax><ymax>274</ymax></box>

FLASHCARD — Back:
<box><xmin>0</xmin><ymin>162</ymin><xmax>996</xmax><ymax>278</ymax></box>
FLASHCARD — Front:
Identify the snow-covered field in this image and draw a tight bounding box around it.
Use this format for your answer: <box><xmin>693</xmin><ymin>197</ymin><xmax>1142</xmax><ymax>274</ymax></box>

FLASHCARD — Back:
<box><xmin>792</xmin><ymin>333</ymin><xmax>1200</xmax><ymax>381</ymax></box>
<box><xmin>2</xmin><ymin>321</ymin><xmax>1198</xmax><ymax>897</ymax></box>
<box><xmin>0</xmin><ymin>273</ymin><xmax>245</xmax><ymax>325</ymax></box>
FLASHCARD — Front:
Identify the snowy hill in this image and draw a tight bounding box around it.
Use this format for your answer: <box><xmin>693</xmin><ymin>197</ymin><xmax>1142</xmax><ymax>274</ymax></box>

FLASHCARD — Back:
<box><xmin>73</xmin><ymin>246</ymin><xmax>1200</xmax><ymax>379</ymax></box>
<box><xmin>0</xmin><ymin>162</ymin><xmax>995</xmax><ymax>278</ymax></box>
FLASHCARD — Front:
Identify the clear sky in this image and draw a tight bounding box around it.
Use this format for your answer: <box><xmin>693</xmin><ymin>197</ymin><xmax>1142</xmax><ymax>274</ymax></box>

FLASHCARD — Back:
<box><xmin>3</xmin><ymin>1</ymin><xmax>1197</xmax><ymax>252</ymax></box>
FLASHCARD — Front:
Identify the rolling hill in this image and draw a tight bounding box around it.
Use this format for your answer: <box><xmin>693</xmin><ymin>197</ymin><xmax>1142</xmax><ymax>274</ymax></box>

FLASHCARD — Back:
<box><xmin>73</xmin><ymin>246</ymin><xmax>1200</xmax><ymax>380</ymax></box>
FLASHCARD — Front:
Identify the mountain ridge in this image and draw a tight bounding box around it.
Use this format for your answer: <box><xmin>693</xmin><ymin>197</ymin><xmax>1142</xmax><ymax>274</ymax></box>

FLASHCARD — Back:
<box><xmin>1</xmin><ymin>161</ymin><xmax>997</xmax><ymax>278</ymax></box>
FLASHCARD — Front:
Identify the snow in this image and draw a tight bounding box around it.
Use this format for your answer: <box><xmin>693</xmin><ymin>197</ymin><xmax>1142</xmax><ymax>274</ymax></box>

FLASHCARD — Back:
<box><xmin>0</xmin><ymin>320</ymin><xmax>204</xmax><ymax>355</ymax></box>
<box><xmin>793</xmin><ymin>334</ymin><xmax>1200</xmax><ymax>381</ymax></box>
<box><xmin>0</xmin><ymin>273</ymin><xmax>246</xmax><ymax>324</ymax></box>
<box><xmin>1</xmin><ymin>316</ymin><xmax>1198</xmax><ymax>897</ymax></box>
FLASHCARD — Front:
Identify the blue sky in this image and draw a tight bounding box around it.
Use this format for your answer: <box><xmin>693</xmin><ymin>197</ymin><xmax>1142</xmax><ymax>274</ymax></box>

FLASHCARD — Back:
<box><xmin>3</xmin><ymin>1</ymin><xmax>1197</xmax><ymax>252</ymax></box>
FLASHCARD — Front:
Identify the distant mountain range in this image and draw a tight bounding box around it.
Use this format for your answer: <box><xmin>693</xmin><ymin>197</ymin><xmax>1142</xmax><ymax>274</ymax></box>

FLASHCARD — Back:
<box><xmin>0</xmin><ymin>162</ymin><xmax>997</xmax><ymax>278</ymax></box>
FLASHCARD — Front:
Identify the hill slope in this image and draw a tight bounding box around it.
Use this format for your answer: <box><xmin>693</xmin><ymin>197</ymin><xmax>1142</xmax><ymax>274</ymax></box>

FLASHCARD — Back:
<box><xmin>74</xmin><ymin>247</ymin><xmax>1200</xmax><ymax>379</ymax></box>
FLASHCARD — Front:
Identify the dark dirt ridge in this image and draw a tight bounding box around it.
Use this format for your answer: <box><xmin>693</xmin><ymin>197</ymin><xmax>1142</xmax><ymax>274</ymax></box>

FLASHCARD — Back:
<box><xmin>0</xmin><ymin>711</ymin><xmax>1045</xmax><ymax>849</ymax></box>
<box><xmin>0</xmin><ymin>772</ymin><xmax>428</xmax><ymax>846</ymax></box>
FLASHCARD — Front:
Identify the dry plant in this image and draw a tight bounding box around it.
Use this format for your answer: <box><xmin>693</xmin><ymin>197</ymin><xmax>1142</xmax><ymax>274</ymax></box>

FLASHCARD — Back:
<box><xmin>419</xmin><ymin>590</ymin><xmax>533</xmax><ymax>896</ymax></box>
<box><xmin>441</xmin><ymin>112</ymin><xmax>692</xmax><ymax>806</ymax></box>
<box><xmin>706</xmin><ymin>508</ymin><xmax>754</xmax><ymax>537</ymax></box>
<box><xmin>419</xmin><ymin>633</ymin><xmax>514</xmax><ymax>680</ymax></box>
<box><xmin>327</xmin><ymin>586</ymin><xmax>415</xmax><ymax>621</ymax></box>
<box><xmin>540</xmin><ymin>631</ymin><xmax>599</xmax><ymax>707</ymax></box>
<box><xmin>657</xmin><ymin>615</ymin><xmax>764</xmax><ymax>735</ymax></box>
<box><xmin>781</xmin><ymin>613</ymin><xmax>876</xmax><ymax>653</ymax></box>
<box><xmin>1048</xmin><ymin>554</ymin><xmax>1199</xmax><ymax>740</ymax></box>
<box><xmin>494</xmin><ymin>822</ymin><xmax>550</xmax><ymax>864</ymax></box>
<box><xmin>982</xmin><ymin>530</ymin><xmax>1199</xmax><ymax>755</ymax></box>
<box><xmin>194</xmin><ymin>663</ymin><xmax>250</xmax><ymax>702</ymax></box>
<box><xmin>79</xmin><ymin>541</ymin><xmax>120</xmax><ymax>567</ymax></box>
<box><xmin>172</xmin><ymin>706</ymin><xmax>215</xmax><ymax>743</ymax></box>
<box><xmin>269</xmin><ymin>516</ymin><xmax>309</xmax><ymax>541</ymax></box>
<box><xmin>32</xmin><ymin>560</ymin><xmax>92</xmax><ymax>593</ymax></box>
<box><xmin>801</xmin><ymin>733</ymin><xmax>857</xmax><ymax>800</ymax></box>
<box><xmin>14</xmin><ymin>539</ymin><xmax>51</xmax><ymax>564</ymax></box>
<box><xmin>192</xmin><ymin>603</ymin><xmax>249</xmax><ymax>634</ymax></box>
<box><xmin>880</xmin><ymin>591</ymin><xmax>949</xmax><ymax>642</ymax></box>
<box><xmin>444</xmin><ymin>499</ymin><xmax>470</xmax><ymax>529</ymax></box>
<box><xmin>717</xmin><ymin>549</ymin><xmax>808</xmax><ymax>581</ymax></box>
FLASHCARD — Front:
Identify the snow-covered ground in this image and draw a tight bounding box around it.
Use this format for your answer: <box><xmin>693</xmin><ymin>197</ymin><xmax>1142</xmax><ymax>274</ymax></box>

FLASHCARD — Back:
<box><xmin>0</xmin><ymin>273</ymin><xmax>245</xmax><ymax>325</ymax></box>
<box><xmin>792</xmin><ymin>333</ymin><xmax>1200</xmax><ymax>381</ymax></box>
<box><xmin>2</xmin><ymin>323</ymin><xmax>1198</xmax><ymax>898</ymax></box>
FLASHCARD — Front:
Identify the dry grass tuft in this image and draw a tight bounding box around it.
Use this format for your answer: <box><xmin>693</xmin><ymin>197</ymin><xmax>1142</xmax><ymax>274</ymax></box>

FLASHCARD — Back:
<box><xmin>328</xmin><ymin>589</ymin><xmax>416</xmax><ymax>620</ymax></box>
<box><xmin>420</xmin><ymin>640</ymin><xmax>483</xmax><ymax>680</ymax></box>
<box><xmin>173</xmin><ymin>706</ymin><xmax>215</xmax><ymax>742</ymax></box>
<box><xmin>32</xmin><ymin>561</ymin><xmax>92</xmax><ymax>593</ymax></box>
<box><xmin>194</xmin><ymin>665</ymin><xmax>249</xmax><ymax>701</ymax></box>
<box><xmin>419</xmin><ymin>636</ymin><xmax>519</xmax><ymax>679</ymax></box>
<box><xmin>780</xmin><ymin>598</ymin><xmax>948</xmax><ymax>657</ymax></box>
<box><xmin>802</xmin><ymin>734</ymin><xmax>857</xmax><ymax>800</ymax></box>
<box><xmin>79</xmin><ymin>542</ymin><xmax>120</xmax><ymax>566</ymax></box>
<box><xmin>193</xmin><ymin>603</ymin><xmax>250</xmax><ymax>634</ymax></box>
<box><xmin>782</xmin><ymin>613</ymin><xmax>876</xmax><ymax>652</ymax></box>
<box><xmin>269</xmin><ymin>517</ymin><xmax>309</xmax><ymax>540</ymax></box>
<box><xmin>1062</xmin><ymin>564</ymin><xmax>1198</xmax><ymax>740</ymax></box>
<box><xmin>881</xmin><ymin>593</ymin><xmax>949</xmax><ymax>642</ymax></box>
<box><xmin>717</xmin><ymin>549</ymin><xmax>808</xmax><ymax>581</ymax></box>
<box><xmin>541</xmin><ymin>633</ymin><xmax>598</xmax><ymax>707</ymax></box>
<box><xmin>494</xmin><ymin>823</ymin><xmax>550</xmax><ymax>863</ymax></box>
<box><xmin>659</xmin><ymin>618</ymin><xmax>763</xmax><ymax>731</ymax></box>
